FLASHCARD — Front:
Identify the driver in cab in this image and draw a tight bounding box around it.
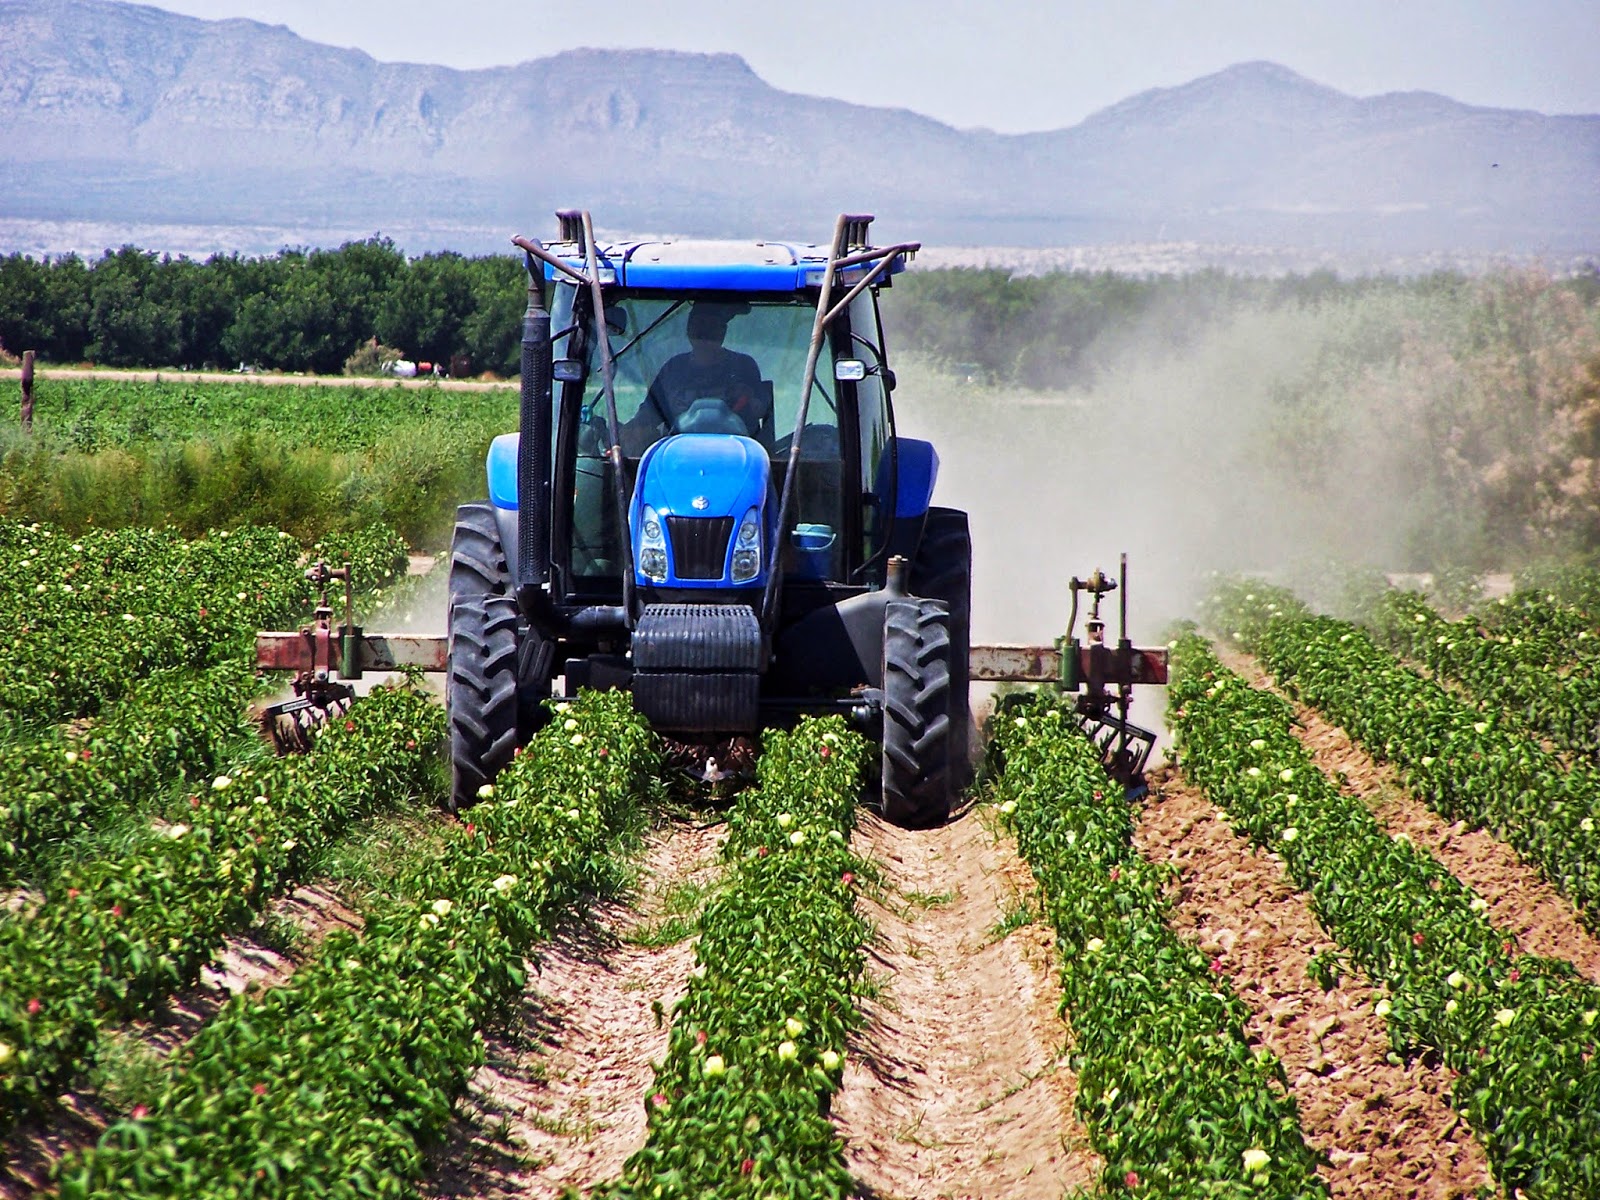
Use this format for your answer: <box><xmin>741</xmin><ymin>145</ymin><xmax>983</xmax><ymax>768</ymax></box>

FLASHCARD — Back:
<box><xmin>622</xmin><ymin>302</ymin><xmax>765</xmax><ymax>453</ymax></box>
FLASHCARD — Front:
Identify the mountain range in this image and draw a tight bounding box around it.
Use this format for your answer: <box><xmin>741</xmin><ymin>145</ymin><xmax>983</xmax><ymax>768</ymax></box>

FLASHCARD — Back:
<box><xmin>2</xmin><ymin>0</ymin><xmax>1597</xmax><ymax>263</ymax></box>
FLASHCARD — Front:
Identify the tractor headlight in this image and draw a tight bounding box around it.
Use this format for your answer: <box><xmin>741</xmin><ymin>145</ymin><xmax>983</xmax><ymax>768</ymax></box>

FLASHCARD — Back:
<box><xmin>638</xmin><ymin>506</ymin><xmax>668</xmax><ymax>582</ymax></box>
<box><xmin>731</xmin><ymin>506</ymin><xmax>762</xmax><ymax>582</ymax></box>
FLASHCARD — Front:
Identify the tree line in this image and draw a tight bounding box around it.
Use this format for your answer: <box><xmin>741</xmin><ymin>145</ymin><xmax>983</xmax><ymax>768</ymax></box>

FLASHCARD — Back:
<box><xmin>0</xmin><ymin>240</ymin><xmax>526</xmax><ymax>376</ymax></box>
<box><xmin>5</xmin><ymin>239</ymin><xmax>1595</xmax><ymax>388</ymax></box>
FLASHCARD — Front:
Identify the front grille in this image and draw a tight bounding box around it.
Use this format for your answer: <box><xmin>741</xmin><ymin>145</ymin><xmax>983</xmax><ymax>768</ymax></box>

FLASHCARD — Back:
<box><xmin>666</xmin><ymin>516</ymin><xmax>734</xmax><ymax>580</ymax></box>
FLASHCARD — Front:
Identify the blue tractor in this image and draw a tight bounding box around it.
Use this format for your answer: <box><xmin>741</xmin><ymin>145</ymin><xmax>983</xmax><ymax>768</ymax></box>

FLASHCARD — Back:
<box><xmin>448</xmin><ymin>211</ymin><xmax>972</xmax><ymax>826</ymax></box>
<box><xmin>258</xmin><ymin>210</ymin><xmax>1168</xmax><ymax>822</ymax></box>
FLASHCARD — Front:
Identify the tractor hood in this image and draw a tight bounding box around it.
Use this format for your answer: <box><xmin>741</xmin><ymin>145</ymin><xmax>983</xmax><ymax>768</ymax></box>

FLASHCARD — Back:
<box><xmin>636</xmin><ymin>434</ymin><xmax>770</xmax><ymax>520</ymax></box>
<box><xmin>630</xmin><ymin>434</ymin><xmax>775</xmax><ymax>589</ymax></box>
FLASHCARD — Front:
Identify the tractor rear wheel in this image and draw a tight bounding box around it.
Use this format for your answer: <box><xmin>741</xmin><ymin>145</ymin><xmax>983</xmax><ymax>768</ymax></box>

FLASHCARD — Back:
<box><xmin>910</xmin><ymin>507</ymin><xmax>972</xmax><ymax>791</ymax></box>
<box><xmin>448</xmin><ymin>593</ymin><xmax>523</xmax><ymax>810</ymax></box>
<box><xmin>881</xmin><ymin>597</ymin><xmax>954</xmax><ymax>828</ymax></box>
<box><xmin>446</xmin><ymin>502</ymin><xmax>551</xmax><ymax>810</ymax></box>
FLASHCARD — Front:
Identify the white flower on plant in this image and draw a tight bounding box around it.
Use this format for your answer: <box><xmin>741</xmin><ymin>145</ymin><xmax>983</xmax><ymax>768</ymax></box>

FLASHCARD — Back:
<box><xmin>212</xmin><ymin>775</ymin><xmax>232</xmax><ymax>790</ymax></box>
<box><xmin>63</xmin><ymin>750</ymin><xmax>78</xmax><ymax>763</ymax></box>
<box><xmin>1583</xmin><ymin>818</ymin><xmax>1596</xmax><ymax>834</ymax></box>
<box><xmin>565</xmin><ymin>808</ymin><xmax>581</xmax><ymax>821</ymax></box>
<box><xmin>281</xmin><ymin>838</ymin><xmax>296</xmax><ymax>851</ymax></box>
<box><xmin>1085</xmin><ymin>937</ymin><xmax>1104</xmax><ymax>954</ymax></box>
<box><xmin>789</xmin><ymin>830</ymin><xmax>806</xmax><ymax>847</ymax></box>
<box><xmin>1445</xmin><ymin>999</ymin><xmax>1459</xmax><ymax>1015</ymax></box>
<box><xmin>123</xmin><ymin>613</ymin><xmax>137</xmax><ymax>621</ymax></box>
<box><xmin>1436</xmin><ymin>634</ymin><xmax>1448</xmax><ymax>645</ymax></box>
<box><xmin>1249</xmin><ymin>738</ymin><xmax>1266</xmax><ymax>750</ymax></box>
<box><xmin>1242</xmin><ymin>1148</ymin><xmax>1271</xmax><ymax>1173</ymax></box>
<box><xmin>166</xmin><ymin>823</ymin><xmax>190</xmax><ymax>839</ymax></box>
<box><xmin>776</xmin><ymin>813</ymin><xmax>793</xmax><ymax>828</ymax></box>
<box><xmin>1064</xmin><ymin>830</ymin><xmax>1077</xmax><ymax>846</ymax></box>
<box><xmin>1414</xmin><ymin>613</ymin><xmax>1426</xmax><ymax>623</ymax></box>
<box><xmin>1280</xmin><ymin>827</ymin><xmax>1298</xmax><ymax>842</ymax></box>
<box><xmin>477</xmin><ymin>784</ymin><xmax>495</xmax><ymax>799</ymax></box>
<box><xmin>1279</xmin><ymin>768</ymin><xmax>1294</xmax><ymax>782</ymax></box>
<box><xmin>777</xmin><ymin>1040</ymin><xmax>799</xmax><ymax>1062</ymax></box>
<box><xmin>703</xmin><ymin>1054</ymin><xmax>726</xmax><ymax>1077</ymax></box>
<box><xmin>564</xmin><ymin>718</ymin><xmax>578</xmax><ymax>731</ymax></box>
<box><xmin>491</xmin><ymin>874</ymin><xmax>517</xmax><ymax>895</ymax></box>
<box><xmin>420</xmin><ymin>913</ymin><xmax>440</xmax><ymax>928</ymax></box>
<box><xmin>35</xmin><ymin>584</ymin><xmax>46</xmax><ymax>593</ymax></box>
<box><xmin>1014</xmin><ymin>716</ymin><xmax>1028</xmax><ymax>728</ymax></box>
<box><xmin>1375</xmin><ymin>999</ymin><xmax>1392</xmax><ymax>1017</ymax></box>
<box><xmin>999</xmin><ymin>800</ymin><xmax>1017</xmax><ymax>816</ymax></box>
<box><xmin>1494</xmin><ymin>1008</ymin><xmax>1516</xmax><ymax>1027</ymax></box>
<box><xmin>1583</xmin><ymin>1010</ymin><xmax>1597</xmax><ymax>1026</ymax></box>
<box><xmin>1340</xmin><ymin>632</ymin><xmax>1352</xmax><ymax>642</ymax></box>
<box><xmin>236</xmin><ymin>592</ymin><xmax>247</xmax><ymax>601</ymax></box>
<box><xmin>1285</xmin><ymin>793</ymin><xmax>1299</xmax><ymax>806</ymax></box>
<box><xmin>828</xmin><ymin>829</ymin><xmax>844</xmax><ymax>842</ymax></box>
<box><xmin>1246</xmin><ymin>767</ymin><xmax>1261</xmax><ymax>778</ymax></box>
<box><xmin>1473</xmin><ymin>721</ymin><xmax>1488</xmax><ymax>734</ymax></box>
<box><xmin>1469</xmin><ymin>897</ymin><xmax>1489</xmax><ymax>912</ymax></box>
<box><xmin>570</xmin><ymin>733</ymin><xmax>584</xmax><ymax>746</ymax></box>
<box><xmin>785</xmin><ymin>1017</ymin><xmax>804</xmax><ymax>1038</ymax></box>
<box><xmin>1447</xmin><ymin>971</ymin><xmax>1466</xmax><ymax>988</ymax></box>
<box><xmin>1421</xmin><ymin>756</ymin><xmax>1435</xmax><ymax>768</ymax></box>
<box><xmin>821</xmin><ymin>1049</ymin><xmax>841</xmax><ymax>1070</ymax></box>
<box><xmin>431</xmin><ymin>898</ymin><xmax>453</xmax><ymax>918</ymax></box>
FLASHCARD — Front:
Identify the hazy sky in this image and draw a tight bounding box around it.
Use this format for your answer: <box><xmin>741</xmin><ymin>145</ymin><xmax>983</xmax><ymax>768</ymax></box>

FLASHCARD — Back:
<box><xmin>151</xmin><ymin>0</ymin><xmax>1600</xmax><ymax>133</ymax></box>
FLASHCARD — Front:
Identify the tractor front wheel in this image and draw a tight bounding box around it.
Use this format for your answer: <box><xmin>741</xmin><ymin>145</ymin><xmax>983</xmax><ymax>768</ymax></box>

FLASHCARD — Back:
<box><xmin>881</xmin><ymin>597</ymin><xmax>954</xmax><ymax>828</ymax></box>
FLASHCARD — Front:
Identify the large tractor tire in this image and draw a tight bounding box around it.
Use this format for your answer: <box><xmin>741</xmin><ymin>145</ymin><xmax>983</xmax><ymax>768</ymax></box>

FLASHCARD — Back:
<box><xmin>881</xmin><ymin>597</ymin><xmax>954</xmax><ymax>828</ymax></box>
<box><xmin>448</xmin><ymin>593</ymin><xmax>523</xmax><ymax>810</ymax></box>
<box><xmin>910</xmin><ymin>507</ymin><xmax>972</xmax><ymax>791</ymax></box>
<box><xmin>446</xmin><ymin>502</ymin><xmax>551</xmax><ymax>810</ymax></box>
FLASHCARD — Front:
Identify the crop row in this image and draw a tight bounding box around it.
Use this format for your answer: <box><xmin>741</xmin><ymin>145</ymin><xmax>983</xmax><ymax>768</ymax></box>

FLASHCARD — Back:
<box><xmin>0</xmin><ymin>660</ymin><xmax>255</xmax><ymax>883</ymax></box>
<box><xmin>0</xmin><ymin>684</ymin><xmax>442</xmax><ymax>1139</ymax></box>
<box><xmin>0</xmin><ymin>519</ymin><xmax>409</xmax><ymax>734</ymax></box>
<box><xmin>57</xmin><ymin>689</ymin><xmax>657</xmax><ymax>1198</ymax></box>
<box><xmin>1205</xmin><ymin>581</ymin><xmax>1600</xmax><ymax>925</ymax></box>
<box><xmin>597</xmin><ymin>719</ymin><xmax>873</xmax><ymax>1200</ymax></box>
<box><xmin>1370</xmin><ymin>588</ymin><xmax>1600</xmax><ymax>757</ymax></box>
<box><xmin>1169</xmin><ymin>631</ymin><xmax>1600</xmax><ymax>1197</ymax></box>
<box><xmin>991</xmin><ymin>696</ymin><xmax>1328</xmax><ymax>1197</ymax></box>
<box><xmin>1514</xmin><ymin>563</ymin><xmax>1600</xmax><ymax>624</ymax></box>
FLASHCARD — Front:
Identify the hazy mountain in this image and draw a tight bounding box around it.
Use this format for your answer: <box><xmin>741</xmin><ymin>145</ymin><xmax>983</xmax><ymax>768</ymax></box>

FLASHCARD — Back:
<box><xmin>2</xmin><ymin>0</ymin><xmax>1596</xmax><ymax>262</ymax></box>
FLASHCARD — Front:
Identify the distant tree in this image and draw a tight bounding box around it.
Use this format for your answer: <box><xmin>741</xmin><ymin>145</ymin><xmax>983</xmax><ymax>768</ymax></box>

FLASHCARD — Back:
<box><xmin>459</xmin><ymin>255</ymin><xmax>526</xmax><ymax>376</ymax></box>
<box><xmin>375</xmin><ymin>251</ymin><xmax>475</xmax><ymax>366</ymax></box>
<box><xmin>86</xmin><ymin>247</ymin><xmax>183</xmax><ymax>367</ymax></box>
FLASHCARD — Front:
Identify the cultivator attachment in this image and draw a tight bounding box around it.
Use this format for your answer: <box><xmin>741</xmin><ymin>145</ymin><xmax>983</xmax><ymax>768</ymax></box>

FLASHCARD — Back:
<box><xmin>970</xmin><ymin>555</ymin><xmax>1168</xmax><ymax>797</ymax></box>
<box><xmin>256</xmin><ymin>561</ymin><xmax>445</xmax><ymax>752</ymax></box>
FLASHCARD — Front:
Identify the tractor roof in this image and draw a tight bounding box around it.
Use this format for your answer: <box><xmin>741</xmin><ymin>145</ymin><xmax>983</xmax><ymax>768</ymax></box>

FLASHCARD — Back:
<box><xmin>542</xmin><ymin>237</ymin><xmax>913</xmax><ymax>293</ymax></box>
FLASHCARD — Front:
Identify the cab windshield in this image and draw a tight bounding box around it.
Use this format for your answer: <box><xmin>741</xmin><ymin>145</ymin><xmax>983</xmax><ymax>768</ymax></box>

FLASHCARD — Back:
<box><xmin>566</xmin><ymin>292</ymin><xmax>846</xmax><ymax>584</ymax></box>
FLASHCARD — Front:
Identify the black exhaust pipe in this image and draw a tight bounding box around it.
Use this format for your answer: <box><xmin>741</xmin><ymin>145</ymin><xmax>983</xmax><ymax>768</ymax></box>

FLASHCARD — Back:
<box><xmin>515</xmin><ymin>245</ymin><xmax>558</xmax><ymax>631</ymax></box>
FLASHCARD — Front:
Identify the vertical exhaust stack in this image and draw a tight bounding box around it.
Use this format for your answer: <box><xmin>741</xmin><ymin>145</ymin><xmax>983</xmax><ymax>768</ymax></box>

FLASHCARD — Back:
<box><xmin>516</xmin><ymin>243</ymin><xmax>554</xmax><ymax>626</ymax></box>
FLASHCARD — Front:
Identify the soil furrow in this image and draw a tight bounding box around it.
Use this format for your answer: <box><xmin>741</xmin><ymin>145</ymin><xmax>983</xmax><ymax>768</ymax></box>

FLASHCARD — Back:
<box><xmin>424</xmin><ymin>818</ymin><xmax>721</xmax><ymax>1200</ymax></box>
<box><xmin>1139</xmin><ymin>766</ymin><xmax>1493</xmax><ymax>1199</ymax></box>
<box><xmin>832</xmin><ymin>810</ymin><xmax>1098</xmax><ymax>1200</ymax></box>
<box><xmin>1220</xmin><ymin>644</ymin><xmax>1600</xmax><ymax>981</ymax></box>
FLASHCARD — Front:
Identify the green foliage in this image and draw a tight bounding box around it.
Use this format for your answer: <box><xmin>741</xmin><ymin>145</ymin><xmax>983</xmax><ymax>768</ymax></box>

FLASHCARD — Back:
<box><xmin>1203</xmin><ymin>581</ymin><xmax>1600</xmax><ymax>924</ymax></box>
<box><xmin>0</xmin><ymin>241</ymin><xmax>524</xmax><ymax>375</ymax></box>
<box><xmin>597</xmin><ymin>720</ymin><xmax>873</xmax><ymax>1200</ymax></box>
<box><xmin>1169</xmin><ymin>626</ymin><xmax>1600</xmax><ymax>1198</ymax></box>
<box><xmin>992</xmin><ymin>697</ymin><xmax>1328</xmax><ymax>1197</ymax></box>
<box><xmin>56</xmin><ymin>689</ymin><xmax>655</xmax><ymax>1199</ymax></box>
<box><xmin>0</xmin><ymin>685</ymin><xmax>445</xmax><ymax>1142</ymax></box>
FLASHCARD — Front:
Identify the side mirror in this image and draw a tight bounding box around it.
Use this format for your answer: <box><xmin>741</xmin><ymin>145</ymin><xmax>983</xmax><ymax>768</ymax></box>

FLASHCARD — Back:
<box><xmin>553</xmin><ymin>359</ymin><xmax>585</xmax><ymax>383</ymax></box>
<box><xmin>883</xmin><ymin>367</ymin><xmax>897</xmax><ymax>392</ymax></box>
<box><xmin>834</xmin><ymin>359</ymin><xmax>866</xmax><ymax>382</ymax></box>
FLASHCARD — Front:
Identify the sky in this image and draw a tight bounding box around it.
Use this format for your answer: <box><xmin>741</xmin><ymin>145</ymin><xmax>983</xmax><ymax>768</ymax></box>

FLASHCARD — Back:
<box><xmin>148</xmin><ymin>0</ymin><xmax>1600</xmax><ymax>133</ymax></box>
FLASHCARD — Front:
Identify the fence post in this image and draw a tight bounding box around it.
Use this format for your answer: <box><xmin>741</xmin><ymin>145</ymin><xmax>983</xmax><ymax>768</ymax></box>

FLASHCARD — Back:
<box><xmin>20</xmin><ymin>350</ymin><xmax>34</xmax><ymax>432</ymax></box>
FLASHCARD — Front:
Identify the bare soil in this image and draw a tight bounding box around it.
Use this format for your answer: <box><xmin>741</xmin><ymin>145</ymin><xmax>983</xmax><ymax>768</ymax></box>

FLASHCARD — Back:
<box><xmin>424</xmin><ymin>818</ymin><xmax>723</xmax><ymax>1199</ymax></box>
<box><xmin>1139</xmin><ymin>767</ymin><xmax>1493</xmax><ymax>1199</ymax></box>
<box><xmin>832</xmin><ymin>810</ymin><xmax>1099</xmax><ymax>1200</ymax></box>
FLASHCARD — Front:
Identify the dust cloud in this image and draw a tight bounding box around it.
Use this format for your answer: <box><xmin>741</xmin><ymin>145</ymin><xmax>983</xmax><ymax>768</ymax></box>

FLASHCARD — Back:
<box><xmin>892</xmin><ymin>298</ymin><xmax>1450</xmax><ymax>651</ymax></box>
